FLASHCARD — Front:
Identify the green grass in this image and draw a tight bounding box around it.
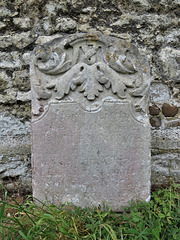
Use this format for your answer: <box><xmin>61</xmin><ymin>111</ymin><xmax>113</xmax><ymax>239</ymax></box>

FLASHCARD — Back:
<box><xmin>0</xmin><ymin>181</ymin><xmax>179</xmax><ymax>240</ymax></box>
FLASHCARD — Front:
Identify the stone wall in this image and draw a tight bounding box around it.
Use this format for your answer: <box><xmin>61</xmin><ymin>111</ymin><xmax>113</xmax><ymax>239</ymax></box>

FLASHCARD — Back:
<box><xmin>0</xmin><ymin>0</ymin><xmax>179</xmax><ymax>194</ymax></box>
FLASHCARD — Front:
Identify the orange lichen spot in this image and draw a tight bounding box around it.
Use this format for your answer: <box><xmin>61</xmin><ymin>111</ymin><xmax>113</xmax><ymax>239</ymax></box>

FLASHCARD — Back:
<box><xmin>126</xmin><ymin>42</ymin><xmax>131</xmax><ymax>48</ymax></box>
<box><xmin>38</xmin><ymin>49</ymin><xmax>44</xmax><ymax>53</ymax></box>
<box><xmin>118</xmin><ymin>41</ymin><xmax>122</xmax><ymax>47</ymax></box>
<box><xmin>113</xmin><ymin>53</ymin><xmax>118</xmax><ymax>60</ymax></box>
<box><xmin>85</xmin><ymin>33</ymin><xmax>99</xmax><ymax>41</ymax></box>
<box><xmin>106</xmin><ymin>52</ymin><xmax>111</xmax><ymax>61</ymax></box>
<box><xmin>143</xmin><ymin>65</ymin><xmax>147</xmax><ymax>73</ymax></box>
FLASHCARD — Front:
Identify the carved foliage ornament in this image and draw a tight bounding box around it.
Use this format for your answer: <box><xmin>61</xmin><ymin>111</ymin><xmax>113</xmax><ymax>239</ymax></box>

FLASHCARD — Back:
<box><xmin>31</xmin><ymin>33</ymin><xmax>150</xmax><ymax>117</ymax></box>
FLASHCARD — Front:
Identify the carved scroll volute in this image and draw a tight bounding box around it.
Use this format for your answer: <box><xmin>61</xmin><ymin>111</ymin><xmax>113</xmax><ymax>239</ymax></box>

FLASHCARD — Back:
<box><xmin>30</xmin><ymin>33</ymin><xmax>151</xmax><ymax>120</ymax></box>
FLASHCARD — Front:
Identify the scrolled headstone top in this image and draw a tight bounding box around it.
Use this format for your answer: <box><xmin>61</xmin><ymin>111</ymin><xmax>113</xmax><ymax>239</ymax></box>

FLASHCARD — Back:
<box><xmin>31</xmin><ymin>33</ymin><xmax>150</xmax><ymax>120</ymax></box>
<box><xmin>30</xmin><ymin>33</ymin><xmax>151</xmax><ymax>210</ymax></box>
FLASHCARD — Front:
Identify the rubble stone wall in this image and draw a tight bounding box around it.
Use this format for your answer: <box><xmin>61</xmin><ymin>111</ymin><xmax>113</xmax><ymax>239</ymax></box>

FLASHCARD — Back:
<box><xmin>0</xmin><ymin>0</ymin><xmax>179</xmax><ymax>194</ymax></box>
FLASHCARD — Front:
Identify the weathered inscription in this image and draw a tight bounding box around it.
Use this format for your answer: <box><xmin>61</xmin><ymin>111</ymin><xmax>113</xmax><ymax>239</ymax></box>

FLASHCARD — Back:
<box><xmin>31</xmin><ymin>33</ymin><xmax>151</xmax><ymax>210</ymax></box>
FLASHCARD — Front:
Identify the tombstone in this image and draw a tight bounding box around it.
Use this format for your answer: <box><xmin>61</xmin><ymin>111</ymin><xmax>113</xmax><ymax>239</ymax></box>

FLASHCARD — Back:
<box><xmin>30</xmin><ymin>33</ymin><xmax>151</xmax><ymax>211</ymax></box>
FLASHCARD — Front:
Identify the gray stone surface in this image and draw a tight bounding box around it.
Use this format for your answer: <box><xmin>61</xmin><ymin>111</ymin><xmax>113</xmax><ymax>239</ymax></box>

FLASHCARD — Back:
<box><xmin>31</xmin><ymin>33</ymin><xmax>151</xmax><ymax>209</ymax></box>
<box><xmin>13</xmin><ymin>17</ymin><xmax>31</xmax><ymax>30</ymax></box>
<box><xmin>0</xmin><ymin>52</ymin><xmax>23</xmax><ymax>69</ymax></box>
<box><xmin>150</xmin><ymin>83</ymin><xmax>171</xmax><ymax>102</ymax></box>
<box><xmin>55</xmin><ymin>17</ymin><xmax>77</xmax><ymax>32</ymax></box>
<box><xmin>0</xmin><ymin>114</ymin><xmax>31</xmax><ymax>193</ymax></box>
<box><xmin>32</xmin><ymin>102</ymin><xmax>150</xmax><ymax>209</ymax></box>
<box><xmin>1</xmin><ymin>0</ymin><xmax>179</xmax><ymax>194</ymax></box>
<box><xmin>151</xmin><ymin>153</ymin><xmax>180</xmax><ymax>186</ymax></box>
<box><xmin>152</xmin><ymin>128</ymin><xmax>180</xmax><ymax>150</ymax></box>
<box><xmin>0</xmin><ymin>32</ymin><xmax>34</xmax><ymax>49</ymax></box>
<box><xmin>0</xmin><ymin>114</ymin><xmax>31</xmax><ymax>157</ymax></box>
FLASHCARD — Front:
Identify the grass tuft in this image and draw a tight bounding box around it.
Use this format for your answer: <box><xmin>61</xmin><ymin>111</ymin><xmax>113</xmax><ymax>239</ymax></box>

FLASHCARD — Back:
<box><xmin>0</xmin><ymin>180</ymin><xmax>179</xmax><ymax>239</ymax></box>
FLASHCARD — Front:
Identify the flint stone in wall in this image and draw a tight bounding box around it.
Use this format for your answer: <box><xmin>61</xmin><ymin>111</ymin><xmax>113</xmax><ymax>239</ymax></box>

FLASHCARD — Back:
<box><xmin>162</xmin><ymin>103</ymin><xmax>179</xmax><ymax>117</ymax></box>
<box><xmin>149</xmin><ymin>104</ymin><xmax>160</xmax><ymax>116</ymax></box>
<box><xmin>31</xmin><ymin>33</ymin><xmax>151</xmax><ymax>210</ymax></box>
<box><xmin>150</xmin><ymin>116</ymin><xmax>162</xmax><ymax>128</ymax></box>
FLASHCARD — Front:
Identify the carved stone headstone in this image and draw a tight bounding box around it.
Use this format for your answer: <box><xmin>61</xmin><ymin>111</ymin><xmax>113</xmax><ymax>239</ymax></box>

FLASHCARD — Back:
<box><xmin>30</xmin><ymin>33</ymin><xmax>151</xmax><ymax>210</ymax></box>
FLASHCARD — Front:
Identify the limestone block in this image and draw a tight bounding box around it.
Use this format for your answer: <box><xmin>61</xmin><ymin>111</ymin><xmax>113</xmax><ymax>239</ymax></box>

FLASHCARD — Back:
<box><xmin>0</xmin><ymin>114</ymin><xmax>30</xmax><ymax>156</ymax></box>
<box><xmin>0</xmin><ymin>7</ymin><xmax>18</xmax><ymax>17</ymax></box>
<box><xmin>0</xmin><ymin>70</ymin><xmax>11</xmax><ymax>92</ymax></box>
<box><xmin>44</xmin><ymin>1</ymin><xmax>56</xmax><ymax>16</ymax></box>
<box><xmin>0</xmin><ymin>114</ymin><xmax>30</xmax><ymax>137</ymax></box>
<box><xmin>0</xmin><ymin>154</ymin><xmax>32</xmax><ymax>193</ymax></box>
<box><xmin>159</xmin><ymin>47</ymin><xmax>180</xmax><ymax>83</ymax></box>
<box><xmin>0</xmin><ymin>158</ymin><xmax>27</xmax><ymax>178</ymax></box>
<box><xmin>132</xmin><ymin>0</ymin><xmax>150</xmax><ymax>8</ymax></box>
<box><xmin>111</xmin><ymin>15</ymin><xmax>140</xmax><ymax>28</ymax></box>
<box><xmin>150</xmin><ymin>83</ymin><xmax>171</xmax><ymax>102</ymax></box>
<box><xmin>164</xmin><ymin>119</ymin><xmax>180</xmax><ymax>128</ymax></box>
<box><xmin>152</xmin><ymin>128</ymin><xmax>180</xmax><ymax>150</ymax></box>
<box><xmin>0</xmin><ymin>89</ymin><xmax>17</xmax><ymax>104</ymax></box>
<box><xmin>30</xmin><ymin>33</ymin><xmax>151</xmax><ymax>210</ymax></box>
<box><xmin>0</xmin><ymin>32</ymin><xmax>34</xmax><ymax>49</ymax></box>
<box><xmin>151</xmin><ymin>153</ymin><xmax>180</xmax><ymax>186</ymax></box>
<box><xmin>0</xmin><ymin>21</ymin><xmax>6</xmax><ymax>30</ymax></box>
<box><xmin>0</xmin><ymin>70</ymin><xmax>17</xmax><ymax>104</ymax></box>
<box><xmin>0</xmin><ymin>102</ymin><xmax>31</xmax><ymax>122</ymax></box>
<box><xmin>35</xmin><ymin>35</ymin><xmax>63</xmax><ymax>45</ymax></box>
<box><xmin>0</xmin><ymin>52</ymin><xmax>23</xmax><ymax>69</ymax></box>
<box><xmin>111</xmin><ymin>14</ymin><xmax>177</xmax><ymax>31</ymax></box>
<box><xmin>156</xmin><ymin>30</ymin><xmax>180</xmax><ymax>47</ymax></box>
<box><xmin>13</xmin><ymin>17</ymin><xmax>31</xmax><ymax>30</ymax></box>
<box><xmin>17</xmin><ymin>91</ymin><xmax>32</xmax><ymax>102</ymax></box>
<box><xmin>0</xmin><ymin>112</ymin><xmax>31</xmax><ymax>190</ymax></box>
<box><xmin>43</xmin><ymin>17</ymin><xmax>54</xmax><ymax>35</ymax></box>
<box><xmin>12</xmin><ymin>70</ymin><xmax>30</xmax><ymax>91</ymax></box>
<box><xmin>160</xmin><ymin>0</ymin><xmax>180</xmax><ymax>7</ymax></box>
<box><xmin>55</xmin><ymin>17</ymin><xmax>77</xmax><ymax>32</ymax></box>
